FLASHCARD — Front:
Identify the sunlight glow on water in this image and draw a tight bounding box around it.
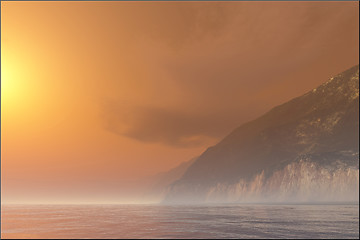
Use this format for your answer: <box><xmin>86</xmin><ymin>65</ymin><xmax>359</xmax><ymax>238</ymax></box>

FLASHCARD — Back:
<box><xmin>1</xmin><ymin>204</ymin><xmax>359</xmax><ymax>239</ymax></box>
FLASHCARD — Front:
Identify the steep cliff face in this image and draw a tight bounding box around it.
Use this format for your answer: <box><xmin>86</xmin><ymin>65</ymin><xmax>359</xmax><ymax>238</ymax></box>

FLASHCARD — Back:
<box><xmin>206</xmin><ymin>159</ymin><xmax>359</xmax><ymax>203</ymax></box>
<box><xmin>164</xmin><ymin>65</ymin><xmax>359</xmax><ymax>203</ymax></box>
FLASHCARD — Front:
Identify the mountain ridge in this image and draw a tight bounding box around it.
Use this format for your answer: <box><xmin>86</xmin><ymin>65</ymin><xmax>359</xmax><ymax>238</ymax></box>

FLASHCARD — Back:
<box><xmin>163</xmin><ymin>64</ymin><xmax>359</xmax><ymax>203</ymax></box>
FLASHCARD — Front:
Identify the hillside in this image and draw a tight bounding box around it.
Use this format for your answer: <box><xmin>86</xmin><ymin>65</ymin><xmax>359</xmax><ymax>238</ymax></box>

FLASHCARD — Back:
<box><xmin>164</xmin><ymin>65</ymin><xmax>359</xmax><ymax>203</ymax></box>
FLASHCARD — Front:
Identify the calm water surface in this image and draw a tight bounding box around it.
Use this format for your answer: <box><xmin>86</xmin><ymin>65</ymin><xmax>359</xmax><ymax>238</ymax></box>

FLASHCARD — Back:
<box><xmin>1</xmin><ymin>204</ymin><xmax>359</xmax><ymax>239</ymax></box>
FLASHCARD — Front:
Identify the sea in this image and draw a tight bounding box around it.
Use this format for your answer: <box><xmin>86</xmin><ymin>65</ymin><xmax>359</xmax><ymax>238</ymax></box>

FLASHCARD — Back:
<box><xmin>1</xmin><ymin>204</ymin><xmax>359</xmax><ymax>239</ymax></box>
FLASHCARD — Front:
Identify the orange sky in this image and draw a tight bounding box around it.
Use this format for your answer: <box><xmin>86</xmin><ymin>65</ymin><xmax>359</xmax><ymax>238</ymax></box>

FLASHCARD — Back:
<box><xmin>1</xmin><ymin>1</ymin><xmax>359</xmax><ymax>203</ymax></box>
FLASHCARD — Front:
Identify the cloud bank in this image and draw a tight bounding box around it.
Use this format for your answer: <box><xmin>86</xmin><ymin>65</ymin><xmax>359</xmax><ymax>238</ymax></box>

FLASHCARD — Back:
<box><xmin>101</xmin><ymin>2</ymin><xmax>359</xmax><ymax>147</ymax></box>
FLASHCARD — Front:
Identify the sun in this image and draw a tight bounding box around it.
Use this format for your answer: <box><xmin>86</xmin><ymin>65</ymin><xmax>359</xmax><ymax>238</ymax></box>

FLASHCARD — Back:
<box><xmin>2</xmin><ymin>54</ymin><xmax>19</xmax><ymax>101</ymax></box>
<box><xmin>0</xmin><ymin>49</ymin><xmax>34</xmax><ymax>130</ymax></box>
<box><xmin>1</xmin><ymin>60</ymin><xmax>14</xmax><ymax>96</ymax></box>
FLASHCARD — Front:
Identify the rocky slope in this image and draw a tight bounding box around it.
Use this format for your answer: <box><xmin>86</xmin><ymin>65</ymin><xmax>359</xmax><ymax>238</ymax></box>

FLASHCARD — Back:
<box><xmin>164</xmin><ymin>65</ymin><xmax>359</xmax><ymax>203</ymax></box>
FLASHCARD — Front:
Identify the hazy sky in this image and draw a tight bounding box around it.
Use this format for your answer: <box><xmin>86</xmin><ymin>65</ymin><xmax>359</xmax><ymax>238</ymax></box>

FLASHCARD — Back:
<box><xmin>1</xmin><ymin>1</ymin><xmax>358</xmax><ymax>203</ymax></box>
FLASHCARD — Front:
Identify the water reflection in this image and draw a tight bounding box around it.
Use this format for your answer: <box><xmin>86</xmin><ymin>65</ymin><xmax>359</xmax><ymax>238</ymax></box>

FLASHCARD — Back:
<box><xmin>1</xmin><ymin>204</ymin><xmax>359</xmax><ymax>239</ymax></box>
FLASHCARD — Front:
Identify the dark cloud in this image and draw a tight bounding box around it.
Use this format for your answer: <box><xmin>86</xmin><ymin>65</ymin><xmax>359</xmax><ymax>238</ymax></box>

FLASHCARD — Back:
<box><xmin>102</xmin><ymin>102</ymin><xmax>244</xmax><ymax>148</ymax></box>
